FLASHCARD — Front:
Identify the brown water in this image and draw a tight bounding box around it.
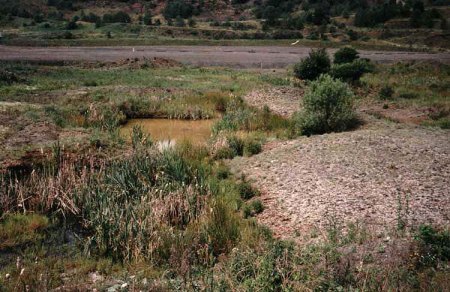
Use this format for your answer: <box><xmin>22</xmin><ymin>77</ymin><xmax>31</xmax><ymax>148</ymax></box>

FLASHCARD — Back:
<box><xmin>120</xmin><ymin>118</ymin><xmax>216</xmax><ymax>144</ymax></box>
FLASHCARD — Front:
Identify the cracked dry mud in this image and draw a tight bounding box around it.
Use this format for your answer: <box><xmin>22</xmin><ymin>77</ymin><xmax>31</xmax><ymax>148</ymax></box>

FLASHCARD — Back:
<box><xmin>229</xmin><ymin>121</ymin><xmax>450</xmax><ymax>241</ymax></box>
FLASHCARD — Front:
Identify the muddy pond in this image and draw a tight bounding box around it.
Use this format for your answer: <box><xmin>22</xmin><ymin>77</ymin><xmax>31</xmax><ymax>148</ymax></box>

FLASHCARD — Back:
<box><xmin>120</xmin><ymin>118</ymin><xmax>217</xmax><ymax>145</ymax></box>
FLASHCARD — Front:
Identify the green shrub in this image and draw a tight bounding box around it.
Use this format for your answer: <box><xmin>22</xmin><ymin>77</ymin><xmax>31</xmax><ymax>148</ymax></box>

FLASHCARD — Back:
<box><xmin>242</xmin><ymin>204</ymin><xmax>252</xmax><ymax>218</ymax></box>
<box><xmin>293</xmin><ymin>48</ymin><xmax>331</xmax><ymax>81</ymax></box>
<box><xmin>416</xmin><ymin>225</ymin><xmax>450</xmax><ymax>267</ymax></box>
<box><xmin>251</xmin><ymin>199</ymin><xmax>264</xmax><ymax>214</ymax></box>
<box><xmin>330</xmin><ymin>59</ymin><xmax>374</xmax><ymax>82</ymax></box>
<box><xmin>379</xmin><ymin>85</ymin><xmax>394</xmax><ymax>100</ymax></box>
<box><xmin>214</xmin><ymin>147</ymin><xmax>236</xmax><ymax>160</ymax></box>
<box><xmin>216</xmin><ymin>164</ymin><xmax>230</xmax><ymax>179</ymax></box>
<box><xmin>242</xmin><ymin>199</ymin><xmax>264</xmax><ymax>218</ymax></box>
<box><xmin>243</xmin><ymin>139</ymin><xmax>262</xmax><ymax>157</ymax></box>
<box><xmin>227</xmin><ymin>135</ymin><xmax>244</xmax><ymax>156</ymax></box>
<box><xmin>334</xmin><ymin>47</ymin><xmax>359</xmax><ymax>64</ymax></box>
<box><xmin>298</xmin><ymin>74</ymin><xmax>357</xmax><ymax>135</ymax></box>
<box><xmin>238</xmin><ymin>180</ymin><xmax>259</xmax><ymax>200</ymax></box>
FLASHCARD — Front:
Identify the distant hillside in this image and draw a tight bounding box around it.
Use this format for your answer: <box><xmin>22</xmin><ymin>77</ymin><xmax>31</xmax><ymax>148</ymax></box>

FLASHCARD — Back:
<box><xmin>0</xmin><ymin>0</ymin><xmax>448</xmax><ymax>49</ymax></box>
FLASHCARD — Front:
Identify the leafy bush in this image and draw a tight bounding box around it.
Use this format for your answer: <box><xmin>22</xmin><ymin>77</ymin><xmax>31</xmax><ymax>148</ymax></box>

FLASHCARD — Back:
<box><xmin>379</xmin><ymin>85</ymin><xmax>394</xmax><ymax>100</ymax></box>
<box><xmin>334</xmin><ymin>47</ymin><xmax>359</xmax><ymax>64</ymax></box>
<box><xmin>293</xmin><ymin>49</ymin><xmax>331</xmax><ymax>81</ymax></box>
<box><xmin>330</xmin><ymin>59</ymin><xmax>374</xmax><ymax>82</ymax></box>
<box><xmin>415</xmin><ymin>225</ymin><xmax>450</xmax><ymax>267</ymax></box>
<box><xmin>297</xmin><ymin>74</ymin><xmax>357</xmax><ymax>135</ymax></box>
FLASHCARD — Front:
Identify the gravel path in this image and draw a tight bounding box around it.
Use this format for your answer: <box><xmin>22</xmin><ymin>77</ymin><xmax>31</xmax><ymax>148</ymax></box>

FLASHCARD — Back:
<box><xmin>229</xmin><ymin>122</ymin><xmax>450</xmax><ymax>241</ymax></box>
<box><xmin>1</xmin><ymin>45</ymin><xmax>449</xmax><ymax>68</ymax></box>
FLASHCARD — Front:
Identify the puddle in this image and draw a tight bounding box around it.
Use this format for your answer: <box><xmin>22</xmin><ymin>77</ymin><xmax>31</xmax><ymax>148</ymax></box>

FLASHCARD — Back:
<box><xmin>120</xmin><ymin>118</ymin><xmax>217</xmax><ymax>145</ymax></box>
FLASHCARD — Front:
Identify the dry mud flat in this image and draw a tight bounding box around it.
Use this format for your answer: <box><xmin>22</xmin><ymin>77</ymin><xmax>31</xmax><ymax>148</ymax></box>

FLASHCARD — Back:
<box><xmin>229</xmin><ymin>123</ymin><xmax>450</xmax><ymax>241</ymax></box>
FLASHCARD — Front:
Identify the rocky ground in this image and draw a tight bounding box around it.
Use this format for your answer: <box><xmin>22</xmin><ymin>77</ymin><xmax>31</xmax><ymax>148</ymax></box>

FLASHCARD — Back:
<box><xmin>229</xmin><ymin>117</ymin><xmax>450</xmax><ymax>242</ymax></box>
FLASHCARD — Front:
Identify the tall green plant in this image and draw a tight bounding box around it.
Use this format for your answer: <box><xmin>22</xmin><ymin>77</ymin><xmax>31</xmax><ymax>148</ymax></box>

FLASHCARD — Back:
<box><xmin>294</xmin><ymin>49</ymin><xmax>331</xmax><ymax>81</ymax></box>
<box><xmin>297</xmin><ymin>74</ymin><xmax>357</xmax><ymax>135</ymax></box>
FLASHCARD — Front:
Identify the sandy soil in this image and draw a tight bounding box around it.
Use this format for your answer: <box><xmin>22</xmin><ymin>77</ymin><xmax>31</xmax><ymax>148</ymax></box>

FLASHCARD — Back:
<box><xmin>1</xmin><ymin>45</ymin><xmax>449</xmax><ymax>68</ymax></box>
<box><xmin>229</xmin><ymin>119</ymin><xmax>450</xmax><ymax>242</ymax></box>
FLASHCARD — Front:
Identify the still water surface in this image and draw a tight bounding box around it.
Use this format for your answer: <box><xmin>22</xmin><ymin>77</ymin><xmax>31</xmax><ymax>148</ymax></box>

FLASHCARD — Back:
<box><xmin>120</xmin><ymin>118</ymin><xmax>216</xmax><ymax>144</ymax></box>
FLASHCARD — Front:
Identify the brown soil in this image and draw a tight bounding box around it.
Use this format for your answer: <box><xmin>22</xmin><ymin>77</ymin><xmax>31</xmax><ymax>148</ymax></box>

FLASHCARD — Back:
<box><xmin>229</xmin><ymin>117</ymin><xmax>450</xmax><ymax>242</ymax></box>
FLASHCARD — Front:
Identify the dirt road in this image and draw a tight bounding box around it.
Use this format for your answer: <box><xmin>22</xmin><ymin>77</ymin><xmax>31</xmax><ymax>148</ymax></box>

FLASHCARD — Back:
<box><xmin>1</xmin><ymin>45</ymin><xmax>449</xmax><ymax>68</ymax></box>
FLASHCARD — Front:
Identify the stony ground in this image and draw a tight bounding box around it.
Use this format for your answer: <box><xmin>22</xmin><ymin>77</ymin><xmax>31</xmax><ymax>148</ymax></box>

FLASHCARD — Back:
<box><xmin>229</xmin><ymin>118</ymin><xmax>450</xmax><ymax>242</ymax></box>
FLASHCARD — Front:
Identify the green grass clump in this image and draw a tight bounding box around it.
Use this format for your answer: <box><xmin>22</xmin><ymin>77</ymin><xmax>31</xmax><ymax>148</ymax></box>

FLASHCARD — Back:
<box><xmin>0</xmin><ymin>214</ymin><xmax>49</xmax><ymax>249</ymax></box>
<box><xmin>243</xmin><ymin>138</ymin><xmax>262</xmax><ymax>157</ymax></box>
<box><xmin>242</xmin><ymin>199</ymin><xmax>265</xmax><ymax>218</ymax></box>
<box><xmin>237</xmin><ymin>179</ymin><xmax>259</xmax><ymax>200</ymax></box>
<box><xmin>379</xmin><ymin>85</ymin><xmax>394</xmax><ymax>100</ymax></box>
<box><xmin>227</xmin><ymin>135</ymin><xmax>244</xmax><ymax>156</ymax></box>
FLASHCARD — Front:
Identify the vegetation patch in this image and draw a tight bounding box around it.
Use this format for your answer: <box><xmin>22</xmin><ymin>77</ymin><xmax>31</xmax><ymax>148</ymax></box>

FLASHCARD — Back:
<box><xmin>296</xmin><ymin>74</ymin><xmax>357</xmax><ymax>135</ymax></box>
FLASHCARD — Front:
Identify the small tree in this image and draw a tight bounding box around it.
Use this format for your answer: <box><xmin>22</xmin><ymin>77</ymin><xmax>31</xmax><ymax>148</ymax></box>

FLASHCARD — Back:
<box><xmin>334</xmin><ymin>47</ymin><xmax>359</xmax><ymax>64</ymax></box>
<box><xmin>294</xmin><ymin>48</ymin><xmax>331</xmax><ymax>81</ymax></box>
<box><xmin>298</xmin><ymin>74</ymin><xmax>357</xmax><ymax>135</ymax></box>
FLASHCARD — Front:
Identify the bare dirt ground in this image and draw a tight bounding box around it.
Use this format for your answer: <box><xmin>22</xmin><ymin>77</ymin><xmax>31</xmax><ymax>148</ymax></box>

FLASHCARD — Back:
<box><xmin>229</xmin><ymin>117</ymin><xmax>450</xmax><ymax>242</ymax></box>
<box><xmin>1</xmin><ymin>45</ymin><xmax>449</xmax><ymax>68</ymax></box>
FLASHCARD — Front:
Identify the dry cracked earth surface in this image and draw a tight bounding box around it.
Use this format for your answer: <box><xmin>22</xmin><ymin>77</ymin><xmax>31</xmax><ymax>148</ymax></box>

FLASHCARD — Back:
<box><xmin>230</xmin><ymin>109</ymin><xmax>450</xmax><ymax>242</ymax></box>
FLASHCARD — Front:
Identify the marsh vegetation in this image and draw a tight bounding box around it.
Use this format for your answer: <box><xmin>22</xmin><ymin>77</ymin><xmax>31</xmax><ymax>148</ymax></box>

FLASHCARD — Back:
<box><xmin>0</xmin><ymin>51</ymin><xmax>449</xmax><ymax>290</ymax></box>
